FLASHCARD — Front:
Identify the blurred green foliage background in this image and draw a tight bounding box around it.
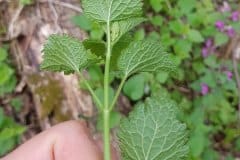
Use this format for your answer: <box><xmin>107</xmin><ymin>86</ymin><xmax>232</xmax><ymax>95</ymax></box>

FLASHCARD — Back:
<box><xmin>72</xmin><ymin>0</ymin><xmax>240</xmax><ymax>159</ymax></box>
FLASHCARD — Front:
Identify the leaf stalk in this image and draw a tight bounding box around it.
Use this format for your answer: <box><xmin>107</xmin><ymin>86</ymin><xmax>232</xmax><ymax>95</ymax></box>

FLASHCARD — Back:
<box><xmin>110</xmin><ymin>75</ymin><xmax>128</xmax><ymax>110</ymax></box>
<box><xmin>78</xmin><ymin>72</ymin><xmax>103</xmax><ymax>110</ymax></box>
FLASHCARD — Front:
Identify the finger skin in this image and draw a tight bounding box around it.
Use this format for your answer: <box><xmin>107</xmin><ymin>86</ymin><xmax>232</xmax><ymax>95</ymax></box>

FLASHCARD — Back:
<box><xmin>1</xmin><ymin>121</ymin><xmax>102</xmax><ymax>160</ymax></box>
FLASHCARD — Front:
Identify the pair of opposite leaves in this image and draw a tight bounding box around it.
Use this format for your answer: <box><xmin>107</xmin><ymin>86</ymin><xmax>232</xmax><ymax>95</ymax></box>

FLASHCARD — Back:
<box><xmin>40</xmin><ymin>0</ymin><xmax>189</xmax><ymax>159</ymax></box>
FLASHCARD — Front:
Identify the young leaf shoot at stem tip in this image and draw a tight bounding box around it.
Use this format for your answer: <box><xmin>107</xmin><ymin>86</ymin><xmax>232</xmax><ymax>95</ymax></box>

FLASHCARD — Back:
<box><xmin>40</xmin><ymin>0</ymin><xmax>189</xmax><ymax>159</ymax></box>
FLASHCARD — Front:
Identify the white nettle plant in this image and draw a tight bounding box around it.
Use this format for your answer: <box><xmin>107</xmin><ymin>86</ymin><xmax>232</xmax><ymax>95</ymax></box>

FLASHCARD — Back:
<box><xmin>40</xmin><ymin>0</ymin><xmax>189</xmax><ymax>159</ymax></box>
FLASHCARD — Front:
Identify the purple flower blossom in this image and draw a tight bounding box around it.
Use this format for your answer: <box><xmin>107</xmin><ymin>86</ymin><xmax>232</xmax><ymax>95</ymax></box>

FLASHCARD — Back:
<box><xmin>231</xmin><ymin>11</ymin><xmax>239</xmax><ymax>21</ymax></box>
<box><xmin>201</xmin><ymin>39</ymin><xmax>214</xmax><ymax>58</ymax></box>
<box><xmin>226</xmin><ymin>71</ymin><xmax>233</xmax><ymax>80</ymax></box>
<box><xmin>201</xmin><ymin>83</ymin><xmax>209</xmax><ymax>95</ymax></box>
<box><xmin>220</xmin><ymin>2</ymin><xmax>231</xmax><ymax>13</ymax></box>
<box><xmin>201</xmin><ymin>47</ymin><xmax>208</xmax><ymax>57</ymax></box>
<box><xmin>226</xmin><ymin>27</ymin><xmax>235</xmax><ymax>37</ymax></box>
<box><xmin>215</xmin><ymin>21</ymin><xmax>225</xmax><ymax>31</ymax></box>
<box><xmin>205</xmin><ymin>39</ymin><xmax>213</xmax><ymax>48</ymax></box>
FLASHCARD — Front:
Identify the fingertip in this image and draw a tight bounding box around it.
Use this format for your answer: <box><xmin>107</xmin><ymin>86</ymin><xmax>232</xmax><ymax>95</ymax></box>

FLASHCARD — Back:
<box><xmin>51</xmin><ymin>120</ymin><xmax>102</xmax><ymax>160</ymax></box>
<box><xmin>2</xmin><ymin>120</ymin><xmax>102</xmax><ymax>160</ymax></box>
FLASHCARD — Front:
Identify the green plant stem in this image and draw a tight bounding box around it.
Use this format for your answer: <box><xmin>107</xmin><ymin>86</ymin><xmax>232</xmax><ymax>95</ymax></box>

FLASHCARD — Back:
<box><xmin>165</xmin><ymin>0</ymin><xmax>172</xmax><ymax>11</ymax></box>
<box><xmin>110</xmin><ymin>75</ymin><xmax>128</xmax><ymax>110</ymax></box>
<box><xmin>104</xmin><ymin>28</ymin><xmax>111</xmax><ymax>112</ymax></box>
<box><xmin>78</xmin><ymin>72</ymin><xmax>103</xmax><ymax>109</ymax></box>
<box><xmin>103</xmin><ymin>13</ymin><xmax>112</xmax><ymax>160</ymax></box>
<box><xmin>103</xmin><ymin>109</ymin><xmax>110</xmax><ymax>160</ymax></box>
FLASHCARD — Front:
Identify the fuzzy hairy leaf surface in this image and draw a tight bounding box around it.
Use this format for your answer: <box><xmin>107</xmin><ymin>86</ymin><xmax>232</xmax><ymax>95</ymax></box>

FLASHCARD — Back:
<box><xmin>118</xmin><ymin>98</ymin><xmax>189</xmax><ymax>160</ymax></box>
<box><xmin>83</xmin><ymin>39</ymin><xmax>106</xmax><ymax>57</ymax></box>
<box><xmin>82</xmin><ymin>0</ymin><xmax>143</xmax><ymax>23</ymax></box>
<box><xmin>41</xmin><ymin>35</ymin><xmax>89</xmax><ymax>73</ymax></box>
<box><xmin>111</xmin><ymin>18</ymin><xmax>145</xmax><ymax>43</ymax></box>
<box><xmin>118</xmin><ymin>40</ymin><xmax>175</xmax><ymax>77</ymax></box>
<box><xmin>111</xmin><ymin>34</ymin><xmax>133</xmax><ymax>71</ymax></box>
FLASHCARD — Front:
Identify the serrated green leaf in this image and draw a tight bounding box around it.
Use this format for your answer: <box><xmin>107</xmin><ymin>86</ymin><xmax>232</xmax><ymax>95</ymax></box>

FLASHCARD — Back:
<box><xmin>0</xmin><ymin>63</ymin><xmax>14</xmax><ymax>85</ymax></box>
<box><xmin>214</xmin><ymin>32</ymin><xmax>229</xmax><ymax>46</ymax></box>
<box><xmin>201</xmin><ymin>71</ymin><xmax>216</xmax><ymax>88</ymax></box>
<box><xmin>0</xmin><ymin>139</ymin><xmax>16</xmax><ymax>157</ymax></box>
<box><xmin>156</xmin><ymin>71</ymin><xmax>169</xmax><ymax>84</ymax></box>
<box><xmin>151</xmin><ymin>16</ymin><xmax>163</xmax><ymax>27</ymax></box>
<box><xmin>10</xmin><ymin>98</ymin><xmax>23</xmax><ymax>112</ymax></box>
<box><xmin>134</xmin><ymin>28</ymin><xmax>145</xmax><ymax>40</ymax></box>
<box><xmin>0</xmin><ymin>76</ymin><xmax>17</xmax><ymax>96</ymax></box>
<box><xmin>202</xmin><ymin>149</ymin><xmax>220</xmax><ymax>160</ymax></box>
<box><xmin>150</xmin><ymin>0</ymin><xmax>164</xmax><ymax>12</ymax></box>
<box><xmin>97</xmin><ymin>111</ymin><xmax>122</xmax><ymax>131</ymax></box>
<box><xmin>123</xmin><ymin>74</ymin><xmax>145</xmax><ymax>101</ymax></box>
<box><xmin>90</xmin><ymin>29</ymin><xmax>105</xmax><ymax>40</ymax></box>
<box><xmin>83</xmin><ymin>39</ymin><xmax>106</xmax><ymax>57</ymax></box>
<box><xmin>88</xmin><ymin>65</ymin><xmax>104</xmax><ymax>82</ymax></box>
<box><xmin>204</xmin><ymin>55</ymin><xmax>218</xmax><ymax>68</ymax></box>
<box><xmin>0</xmin><ymin>126</ymin><xmax>25</xmax><ymax>141</ymax></box>
<box><xmin>82</xmin><ymin>0</ymin><xmax>143</xmax><ymax>23</ymax></box>
<box><xmin>160</xmin><ymin>33</ymin><xmax>176</xmax><ymax>47</ymax></box>
<box><xmin>174</xmin><ymin>40</ymin><xmax>192</xmax><ymax>60</ymax></box>
<box><xmin>232</xmin><ymin>22</ymin><xmax>240</xmax><ymax>33</ymax></box>
<box><xmin>177</xmin><ymin>0</ymin><xmax>196</xmax><ymax>14</ymax></box>
<box><xmin>0</xmin><ymin>123</ymin><xmax>25</xmax><ymax>156</ymax></box>
<box><xmin>111</xmin><ymin>34</ymin><xmax>133</xmax><ymax>71</ymax></box>
<box><xmin>111</xmin><ymin>17</ymin><xmax>145</xmax><ymax>43</ymax></box>
<box><xmin>118</xmin><ymin>40</ymin><xmax>175</xmax><ymax>77</ymax></box>
<box><xmin>118</xmin><ymin>98</ymin><xmax>189</xmax><ymax>160</ymax></box>
<box><xmin>0</xmin><ymin>48</ymin><xmax>7</xmax><ymax>62</ymax></box>
<box><xmin>189</xmin><ymin>133</ymin><xmax>206</xmax><ymax>157</ymax></box>
<box><xmin>95</xmin><ymin>87</ymin><xmax>114</xmax><ymax>109</ymax></box>
<box><xmin>41</xmin><ymin>35</ymin><xmax>91</xmax><ymax>74</ymax></box>
<box><xmin>187</xmin><ymin>29</ymin><xmax>204</xmax><ymax>43</ymax></box>
<box><xmin>71</xmin><ymin>14</ymin><xmax>92</xmax><ymax>31</ymax></box>
<box><xmin>187</xmin><ymin>13</ymin><xmax>203</xmax><ymax>27</ymax></box>
<box><xmin>89</xmin><ymin>22</ymin><xmax>105</xmax><ymax>40</ymax></box>
<box><xmin>169</xmin><ymin>20</ymin><xmax>184</xmax><ymax>34</ymax></box>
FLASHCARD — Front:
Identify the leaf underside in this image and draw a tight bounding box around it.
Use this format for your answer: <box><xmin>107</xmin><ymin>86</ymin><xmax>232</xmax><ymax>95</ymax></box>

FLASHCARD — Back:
<box><xmin>82</xmin><ymin>0</ymin><xmax>143</xmax><ymax>23</ymax></box>
<box><xmin>111</xmin><ymin>17</ymin><xmax>145</xmax><ymax>43</ymax></box>
<box><xmin>40</xmin><ymin>34</ymin><xmax>89</xmax><ymax>74</ymax></box>
<box><xmin>83</xmin><ymin>39</ymin><xmax>106</xmax><ymax>58</ymax></box>
<box><xmin>82</xmin><ymin>0</ymin><xmax>144</xmax><ymax>44</ymax></box>
<box><xmin>118</xmin><ymin>40</ymin><xmax>176</xmax><ymax>77</ymax></box>
<box><xmin>118</xmin><ymin>98</ymin><xmax>189</xmax><ymax>160</ymax></box>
